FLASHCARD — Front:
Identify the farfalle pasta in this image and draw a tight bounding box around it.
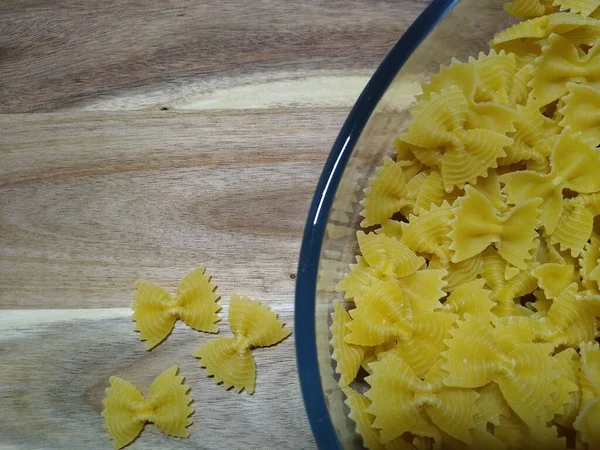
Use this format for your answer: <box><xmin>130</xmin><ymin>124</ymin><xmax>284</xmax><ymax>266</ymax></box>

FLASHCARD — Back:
<box><xmin>193</xmin><ymin>295</ymin><xmax>290</xmax><ymax>393</ymax></box>
<box><xmin>102</xmin><ymin>366</ymin><xmax>193</xmax><ymax>449</ymax></box>
<box><xmin>333</xmin><ymin>2</ymin><xmax>600</xmax><ymax>448</ymax></box>
<box><xmin>132</xmin><ymin>267</ymin><xmax>221</xmax><ymax>349</ymax></box>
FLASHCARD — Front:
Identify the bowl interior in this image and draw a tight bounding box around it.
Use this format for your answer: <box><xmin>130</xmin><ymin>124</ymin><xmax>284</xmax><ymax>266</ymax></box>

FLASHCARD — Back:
<box><xmin>307</xmin><ymin>0</ymin><xmax>516</xmax><ymax>447</ymax></box>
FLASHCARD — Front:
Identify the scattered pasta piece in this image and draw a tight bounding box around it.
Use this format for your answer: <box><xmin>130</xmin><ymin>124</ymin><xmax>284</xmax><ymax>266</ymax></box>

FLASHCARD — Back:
<box><xmin>331</xmin><ymin>302</ymin><xmax>365</xmax><ymax>387</ymax></box>
<box><xmin>101</xmin><ymin>366</ymin><xmax>193</xmax><ymax>450</ymax></box>
<box><xmin>132</xmin><ymin>267</ymin><xmax>220</xmax><ymax>350</ymax></box>
<box><xmin>193</xmin><ymin>296</ymin><xmax>290</xmax><ymax>394</ymax></box>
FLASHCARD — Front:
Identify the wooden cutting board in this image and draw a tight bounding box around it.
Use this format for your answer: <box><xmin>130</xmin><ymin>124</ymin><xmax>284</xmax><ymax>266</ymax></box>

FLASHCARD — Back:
<box><xmin>0</xmin><ymin>1</ymin><xmax>424</xmax><ymax>448</ymax></box>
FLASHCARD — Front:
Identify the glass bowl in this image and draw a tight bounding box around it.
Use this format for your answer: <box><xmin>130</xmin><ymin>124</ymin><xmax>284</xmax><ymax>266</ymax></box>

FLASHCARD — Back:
<box><xmin>295</xmin><ymin>0</ymin><xmax>516</xmax><ymax>448</ymax></box>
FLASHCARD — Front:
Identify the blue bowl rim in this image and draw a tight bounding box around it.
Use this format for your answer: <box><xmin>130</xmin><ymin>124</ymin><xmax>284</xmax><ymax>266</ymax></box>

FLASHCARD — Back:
<box><xmin>294</xmin><ymin>0</ymin><xmax>461</xmax><ymax>448</ymax></box>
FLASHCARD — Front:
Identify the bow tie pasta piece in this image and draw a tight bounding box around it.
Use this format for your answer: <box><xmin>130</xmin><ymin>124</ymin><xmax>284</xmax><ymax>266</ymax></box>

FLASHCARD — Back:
<box><xmin>360</xmin><ymin>157</ymin><xmax>411</xmax><ymax>227</ymax></box>
<box><xmin>420</xmin><ymin>50</ymin><xmax>526</xmax><ymax>113</ymax></box>
<box><xmin>450</xmin><ymin>185</ymin><xmax>541</xmax><ymax>270</ymax></box>
<box><xmin>500</xmin><ymin>105</ymin><xmax>557</xmax><ymax>166</ymax></box>
<box><xmin>550</xmin><ymin>196</ymin><xmax>596</xmax><ymax>256</ymax></box>
<box><xmin>399</xmin><ymin>87</ymin><xmax>513</xmax><ymax>191</ymax></box>
<box><xmin>479</xmin><ymin>249</ymin><xmax>538</xmax><ymax>317</ymax></box>
<box><xmin>532</xmin><ymin>33</ymin><xmax>600</xmax><ymax>106</ymax></box>
<box><xmin>559</xmin><ymin>83</ymin><xmax>600</xmax><ymax>147</ymax></box>
<box><xmin>574</xmin><ymin>341</ymin><xmax>600</xmax><ymax>448</ymax></box>
<box><xmin>580</xmin><ymin>233</ymin><xmax>600</xmax><ymax>293</ymax></box>
<box><xmin>101</xmin><ymin>366</ymin><xmax>193</xmax><ymax>450</ymax></box>
<box><xmin>552</xmin><ymin>348</ymin><xmax>582</xmax><ymax>428</ymax></box>
<box><xmin>366</xmin><ymin>353</ymin><xmax>478</xmax><ymax>445</ymax></box>
<box><xmin>193</xmin><ymin>296</ymin><xmax>290</xmax><ymax>394</ymax></box>
<box><xmin>501</xmin><ymin>132</ymin><xmax>600</xmax><ymax>234</ymax></box>
<box><xmin>132</xmin><ymin>267</ymin><xmax>220</xmax><ymax>350</ymax></box>
<box><xmin>400</xmin><ymin>202</ymin><xmax>453</xmax><ymax>265</ymax></box>
<box><xmin>555</xmin><ymin>0</ymin><xmax>600</xmax><ymax>16</ymax></box>
<box><xmin>532</xmin><ymin>250</ymin><xmax>580</xmax><ymax>299</ymax></box>
<box><xmin>357</xmin><ymin>231</ymin><xmax>425</xmax><ymax>279</ymax></box>
<box><xmin>342</xmin><ymin>386</ymin><xmax>385</xmax><ymax>450</ymax></box>
<box><xmin>336</xmin><ymin>254</ymin><xmax>447</xmax><ymax>314</ymax></box>
<box><xmin>494</xmin><ymin>13</ymin><xmax>600</xmax><ymax>51</ymax></box>
<box><xmin>429</xmin><ymin>254</ymin><xmax>483</xmax><ymax>292</ymax></box>
<box><xmin>438</xmin><ymin>279</ymin><xmax>497</xmax><ymax>323</ymax></box>
<box><xmin>442</xmin><ymin>317</ymin><xmax>556</xmax><ymax>426</ymax></box>
<box><xmin>346</xmin><ymin>279</ymin><xmax>455</xmax><ymax>376</ymax></box>
<box><xmin>330</xmin><ymin>302</ymin><xmax>365</xmax><ymax>388</ymax></box>
<box><xmin>504</xmin><ymin>0</ymin><xmax>558</xmax><ymax>17</ymax></box>
<box><xmin>412</xmin><ymin>171</ymin><xmax>462</xmax><ymax>213</ymax></box>
<box><xmin>336</xmin><ymin>256</ymin><xmax>378</xmax><ymax>302</ymax></box>
<box><xmin>495</xmin><ymin>415</ymin><xmax>566</xmax><ymax>450</ymax></box>
<box><xmin>534</xmin><ymin>283</ymin><xmax>597</xmax><ymax>346</ymax></box>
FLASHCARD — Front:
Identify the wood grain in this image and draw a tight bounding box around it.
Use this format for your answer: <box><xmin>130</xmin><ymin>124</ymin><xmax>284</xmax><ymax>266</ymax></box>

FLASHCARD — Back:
<box><xmin>0</xmin><ymin>1</ymin><xmax>433</xmax><ymax>448</ymax></box>
<box><xmin>0</xmin><ymin>0</ymin><xmax>424</xmax><ymax>113</ymax></box>
<box><xmin>0</xmin><ymin>108</ymin><xmax>349</xmax><ymax>449</ymax></box>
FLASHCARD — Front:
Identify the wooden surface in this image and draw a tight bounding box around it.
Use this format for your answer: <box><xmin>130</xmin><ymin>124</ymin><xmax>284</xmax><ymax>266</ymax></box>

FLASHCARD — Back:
<box><xmin>0</xmin><ymin>1</ymin><xmax>425</xmax><ymax>449</ymax></box>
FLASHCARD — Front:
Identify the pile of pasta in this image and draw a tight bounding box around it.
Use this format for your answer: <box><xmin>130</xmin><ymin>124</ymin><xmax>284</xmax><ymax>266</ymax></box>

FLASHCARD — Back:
<box><xmin>332</xmin><ymin>1</ymin><xmax>600</xmax><ymax>449</ymax></box>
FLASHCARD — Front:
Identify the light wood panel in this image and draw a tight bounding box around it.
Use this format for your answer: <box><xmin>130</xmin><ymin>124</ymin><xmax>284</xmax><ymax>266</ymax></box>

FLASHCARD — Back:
<box><xmin>0</xmin><ymin>0</ymin><xmax>424</xmax><ymax>113</ymax></box>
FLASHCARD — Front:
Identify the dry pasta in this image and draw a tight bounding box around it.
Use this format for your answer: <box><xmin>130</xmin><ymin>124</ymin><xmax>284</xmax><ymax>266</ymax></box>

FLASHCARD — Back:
<box><xmin>333</xmin><ymin>2</ymin><xmax>600</xmax><ymax>447</ymax></box>
<box><xmin>101</xmin><ymin>366</ymin><xmax>193</xmax><ymax>449</ymax></box>
<box><xmin>193</xmin><ymin>296</ymin><xmax>290</xmax><ymax>393</ymax></box>
<box><xmin>132</xmin><ymin>267</ymin><xmax>220</xmax><ymax>350</ymax></box>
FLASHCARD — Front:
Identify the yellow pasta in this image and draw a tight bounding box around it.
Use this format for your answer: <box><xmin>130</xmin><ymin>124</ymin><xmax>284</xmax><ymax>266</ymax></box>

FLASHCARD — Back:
<box><xmin>101</xmin><ymin>366</ymin><xmax>193</xmax><ymax>450</ymax></box>
<box><xmin>400</xmin><ymin>86</ymin><xmax>513</xmax><ymax>190</ymax></box>
<box><xmin>193</xmin><ymin>296</ymin><xmax>290</xmax><ymax>393</ymax></box>
<box><xmin>342</xmin><ymin>386</ymin><xmax>384</xmax><ymax>450</ymax></box>
<box><xmin>335</xmin><ymin>4</ymin><xmax>600</xmax><ymax>448</ymax></box>
<box><xmin>132</xmin><ymin>267</ymin><xmax>220</xmax><ymax>350</ymax></box>
<box><xmin>531</xmin><ymin>33</ymin><xmax>600</xmax><ymax>106</ymax></box>
<box><xmin>500</xmin><ymin>132</ymin><xmax>600</xmax><ymax>234</ymax></box>
<box><xmin>580</xmin><ymin>233</ymin><xmax>600</xmax><ymax>293</ymax></box>
<box><xmin>493</xmin><ymin>13</ymin><xmax>600</xmax><ymax>50</ymax></box>
<box><xmin>438</xmin><ymin>279</ymin><xmax>496</xmax><ymax>323</ymax></box>
<box><xmin>412</xmin><ymin>171</ymin><xmax>461</xmax><ymax>213</ymax></box>
<box><xmin>559</xmin><ymin>82</ymin><xmax>600</xmax><ymax>147</ymax></box>
<box><xmin>357</xmin><ymin>231</ymin><xmax>425</xmax><ymax>279</ymax></box>
<box><xmin>443</xmin><ymin>317</ymin><xmax>558</xmax><ymax>426</ymax></box>
<box><xmin>500</xmin><ymin>105</ymin><xmax>557</xmax><ymax>166</ymax></box>
<box><xmin>429</xmin><ymin>254</ymin><xmax>483</xmax><ymax>292</ymax></box>
<box><xmin>574</xmin><ymin>341</ymin><xmax>600</xmax><ymax>448</ymax></box>
<box><xmin>331</xmin><ymin>302</ymin><xmax>365</xmax><ymax>388</ymax></box>
<box><xmin>450</xmin><ymin>185</ymin><xmax>541</xmax><ymax>269</ymax></box>
<box><xmin>552</xmin><ymin>348</ymin><xmax>581</xmax><ymax>428</ymax></box>
<box><xmin>366</xmin><ymin>353</ymin><xmax>478</xmax><ymax>445</ymax></box>
<box><xmin>532</xmin><ymin>250</ymin><xmax>580</xmax><ymax>299</ymax></box>
<box><xmin>550</xmin><ymin>196</ymin><xmax>595</xmax><ymax>256</ymax></box>
<box><xmin>533</xmin><ymin>283</ymin><xmax>597</xmax><ymax>346</ymax></box>
<box><xmin>360</xmin><ymin>157</ymin><xmax>411</xmax><ymax>227</ymax></box>
<box><xmin>400</xmin><ymin>202</ymin><xmax>453</xmax><ymax>264</ymax></box>
<box><xmin>346</xmin><ymin>280</ymin><xmax>455</xmax><ymax>376</ymax></box>
<box><xmin>420</xmin><ymin>51</ymin><xmax>525</xmax><ymax>117</ymax></box>
<box><xmin>504</xmin><ymin>0</ymin><xmax>558</xmax><ymax>17</ymax></box>
<box><xmin>555</xmin><ymin>0</ymin><xmax>600</xmax><ymax>16</ymax></box>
